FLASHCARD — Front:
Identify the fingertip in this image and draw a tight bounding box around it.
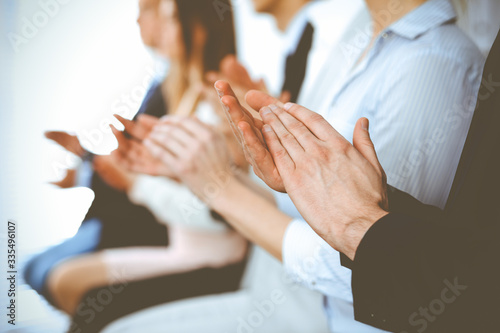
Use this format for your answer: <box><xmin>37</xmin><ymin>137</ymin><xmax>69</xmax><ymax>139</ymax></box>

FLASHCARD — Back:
<box><xmin>214</xmin><ymin>80</ymin><xmax>227</xmax><ymax>91</ymax></box>
<box><xmin>262</xmin><ymin>124</ymin><xmax>273</xmax><ymax>133</ymax></box>
<box><xmin>259</xmin><ymin>106</ymin><xmax>272</xmax><ymax>118</ymax></box>
<box><xmin>283</xmin><ymin>102</ymin><xmax>294</xmax><ymax>111</ymax></box>
<box><xmin>361</xmin><ymin>117</ymin><xmax>369</xmax><ymax>131</ymax></box>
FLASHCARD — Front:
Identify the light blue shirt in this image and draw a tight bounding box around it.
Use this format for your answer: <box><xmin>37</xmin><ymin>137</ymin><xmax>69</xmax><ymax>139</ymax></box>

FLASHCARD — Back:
<box><xmin>281</xmin><ymin>0</ymin><xmax>485</xmax><ymax>332</ymax></box>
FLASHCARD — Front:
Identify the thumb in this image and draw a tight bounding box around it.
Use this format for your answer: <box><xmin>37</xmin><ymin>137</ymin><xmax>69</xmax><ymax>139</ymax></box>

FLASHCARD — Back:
<box><xmin>352</xmin><ymin>118</ymin><xmax>383</xmax><ymax>172</ymax></box>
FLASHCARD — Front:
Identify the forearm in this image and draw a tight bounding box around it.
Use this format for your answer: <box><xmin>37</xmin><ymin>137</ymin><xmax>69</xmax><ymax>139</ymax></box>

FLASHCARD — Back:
<box><xmin>210</xmin><ymin>176</ymin><xmax>292</xmax><ymax>261</ymax></box>
<box><xmin>102</xmin><ymin>228</ymin><xmax>247</xmax><ymax>282</ymax></box>
<box><xmin>234</xmin><ymin>170</ymin><xmax>276</xmax><ymax>204</ymax></box>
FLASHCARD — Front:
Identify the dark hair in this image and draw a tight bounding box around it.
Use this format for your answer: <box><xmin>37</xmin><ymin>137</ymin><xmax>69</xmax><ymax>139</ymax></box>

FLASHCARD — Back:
<box><xmin>175</xmin><ymin>0</ymin><xmax>236</xmax><ymax>73</ymax></box>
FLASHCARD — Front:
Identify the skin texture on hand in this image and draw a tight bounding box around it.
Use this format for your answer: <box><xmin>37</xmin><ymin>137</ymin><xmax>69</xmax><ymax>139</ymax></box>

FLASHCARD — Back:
<box><xmin>111</xmin><ymin>115</ymin><xmax>177</xmax><ymax>178</ymax></box>
<box><xmin>140</xmin><ymin>115</ymin><xmax>290</xmax><ymax>260</ymax></box>
<box><xmin>214</xmin><ymin>80</ymin><xmax>287</xmax><ymax>192</ymax></box>
<box><xmin>143</xmin><ymin>116</ymin><xmax>236</xmax><ymax>203</ymax></box>
<box><xmin>259</xmin><ymin>103</ymin><xmax>389</xmax><ymax>259</ymax></box>
<box><xmin>216</xmin><ymin>80</ymin><xmax>389</xmax><ymax>260</ymax></box>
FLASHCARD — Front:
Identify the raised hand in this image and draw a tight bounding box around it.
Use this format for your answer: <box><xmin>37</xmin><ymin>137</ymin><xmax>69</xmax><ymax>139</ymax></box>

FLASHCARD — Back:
<box><xmin>45</xmin><ymin>131</ymin><xmax>85</xmax><ymax>157</ymax></box>
<box><xmin>114</xmin><ymin>114</ymin><xmax>159</xmax><ymax>141</ymax></box>
<box><xmin>214</xmin><ymin>80</ymin><xmax>286</xmax><ymax>192</ymax></box>
<box><xmin>258</xmin><ymin>102</ymin><xmax>388</xmax><ymax>259</ymax></box>
<box><xmin>109</xmin><ymin>122</ymin><xmax>176</xmax><ymax>178</ymax></box>
<box><xmin>50</xmin><ymin>168</ymin><xmax>77</xmax><ymax>189</ymax></box>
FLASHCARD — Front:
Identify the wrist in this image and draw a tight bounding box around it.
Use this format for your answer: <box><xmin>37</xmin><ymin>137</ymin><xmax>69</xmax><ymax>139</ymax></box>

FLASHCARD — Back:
<box><xmin>340</xmin><ymin>207</ymin><xmax>389</xmax><ymax>260</ymax></box>
<box><xmin>205</xmin><ymin>173</ymin><xmax>242</xmax><ymax>212</ymax></box>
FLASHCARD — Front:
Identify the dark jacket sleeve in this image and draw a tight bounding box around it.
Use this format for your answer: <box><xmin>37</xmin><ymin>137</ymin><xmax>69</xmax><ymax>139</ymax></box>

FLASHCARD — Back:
<box><xmin>349</xmin><ymin>30</ymin><xmax>500</xmax><ymax>332</ymax></box>
<box><xmin>350</xmin><ymin>209</ymin><xmax>500</xmax><ymax>332</ymax></box>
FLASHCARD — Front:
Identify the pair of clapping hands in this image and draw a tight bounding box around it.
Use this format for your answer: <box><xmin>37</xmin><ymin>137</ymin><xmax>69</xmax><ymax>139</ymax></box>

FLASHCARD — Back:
<box><xmin>111</xmin><ymin>113</ymin><xmax>233</xmax><ymax>201</ymax></box>
<box><xmin>214</xmin><ymin>81</ymin><xmax>389</xmax><ymax>260</ymax></box>
<box><xmin>113</xmin><ymin>77</ymin><xmax>389</xmax><ymax>260</ymax></box>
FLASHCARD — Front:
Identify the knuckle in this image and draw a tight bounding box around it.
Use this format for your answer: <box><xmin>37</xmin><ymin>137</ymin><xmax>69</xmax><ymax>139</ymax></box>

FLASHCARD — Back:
<box><xmin>311</xmin><ymin>143</ymin><xmax>330</xmax><ymax>161</ymax></box>
<box><xmin>273</xmin><ymin>148</ymin><xmax>287</xmax><ymax>160</ymax></box>
<box><xmin>281</xmin><ymin>131</ymin><xmax>293</xmax><ymax>141</ymax></box>
<box><xmin>287</xmin><ymin>121</ymin><xmax>304</xmax><ymax>133</ymax></box>
<box><xmin>287</xmin><ymin>103</ymin><xmax>302</xmax><ymax>114</ymax></box>
<box><xmin>331</xmin><ymin>139</ymin><xmax>351</xmax><ymax>156</ymax></box>
<box><xmin>308</xmin><ymin>112</ymin><xmax>325</xmax><ymax>124</ymax></box>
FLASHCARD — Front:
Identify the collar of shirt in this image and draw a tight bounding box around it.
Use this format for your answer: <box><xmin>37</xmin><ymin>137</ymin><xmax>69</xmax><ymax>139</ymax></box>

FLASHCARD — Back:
<box><xmin>387</xmin><ymin>0</ymin><xmax>457</xmax><ymax>40</ymax></box>
<box><xmin>281</xmin><ymin>2</ymin><xmax>315</xmax><ymax>57</ymax></box>
<box><xmin>325</xmin><ymin>0</ymin><xmax>459</xmax><ymax>110</ymax></box>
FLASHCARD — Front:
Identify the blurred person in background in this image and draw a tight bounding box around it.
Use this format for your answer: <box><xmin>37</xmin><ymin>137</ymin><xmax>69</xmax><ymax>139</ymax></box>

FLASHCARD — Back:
<box><xmin>46</xmin><ymin>1</ymin><xmax>250</xmax><ymax>332</ymax></box>
<box><xmin>23</xmin><ymin>0</ymin><xmax>170</xmax><ymax>310</ymax></box>
<box><xmin>99</xmin><ymin>1</ymin><xmax>366</xmax><ymax>333</ymax></box>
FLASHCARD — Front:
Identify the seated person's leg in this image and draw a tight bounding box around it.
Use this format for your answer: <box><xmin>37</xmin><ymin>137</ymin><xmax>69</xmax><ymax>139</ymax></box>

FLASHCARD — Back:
<box><xmin>47</xmin><ymin>226</ymin><xmax>247</xmax><ymax>315</ymax></box>
<box><xmin>23</xmin><ymin>218</ymin><xmax>102</xmax><ymax>304</ymax></box>
<box><xmin>46</xmin><ymin>252</ymin><xmax>109</xmax><ymax>315</ymax></box>
<box><xmin>69</xmin><ymin>261</ymin><xmax>247</xmax><ymax>333</ymax></box>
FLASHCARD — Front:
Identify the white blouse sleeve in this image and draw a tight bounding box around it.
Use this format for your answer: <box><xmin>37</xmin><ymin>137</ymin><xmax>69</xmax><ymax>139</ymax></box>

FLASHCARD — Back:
<box><xmin>128</xmin><ymin>174</ymin><xmax>227</xmax><ymax>232</ymax></box>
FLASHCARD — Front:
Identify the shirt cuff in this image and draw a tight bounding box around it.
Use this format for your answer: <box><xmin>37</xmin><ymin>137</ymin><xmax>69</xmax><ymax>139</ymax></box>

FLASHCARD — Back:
<box><xmin>282</xmin><ymin>219</ymin><xmax>353</xmax><ymax>300</ymax></box>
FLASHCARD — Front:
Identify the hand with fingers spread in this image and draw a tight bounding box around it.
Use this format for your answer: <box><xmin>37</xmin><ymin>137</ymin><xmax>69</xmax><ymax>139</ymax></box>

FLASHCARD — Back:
<box><xmin>143</xmin><ymin>116</ymin><xmax>235</xmax><ymax>202</ymax></box>
<box><xmin>214</xmin><ymin>80</ymin><xmax>287</xmax><ymax>192</ymax></box>
<box><xmin>258</xmin><ymin>102</ymin><xmax>389</xmax><ymax>259</ymax></box>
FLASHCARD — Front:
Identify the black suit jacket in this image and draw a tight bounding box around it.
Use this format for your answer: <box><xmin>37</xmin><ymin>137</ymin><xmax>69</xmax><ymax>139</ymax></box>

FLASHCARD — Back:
<box><xmin>85</xmin><ymin>82</ymin><xmax>169</xmax><ymax>249</ymax></box>
<box><xmin>347</xmin><ymin>30</ymin><xmax>500</xmax><ymax>332</ymax></box>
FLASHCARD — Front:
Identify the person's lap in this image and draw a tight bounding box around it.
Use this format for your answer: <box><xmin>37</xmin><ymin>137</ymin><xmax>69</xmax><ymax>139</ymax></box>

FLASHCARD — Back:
<box><xmin>69</xmin><ymin>260</ymin><xmax>247</xmax><ymax>333</ymax></box>
<box><xmin>23</xmin><ymin>218</ymin><xmax>103</xmax><ymax>302</ymax></box>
